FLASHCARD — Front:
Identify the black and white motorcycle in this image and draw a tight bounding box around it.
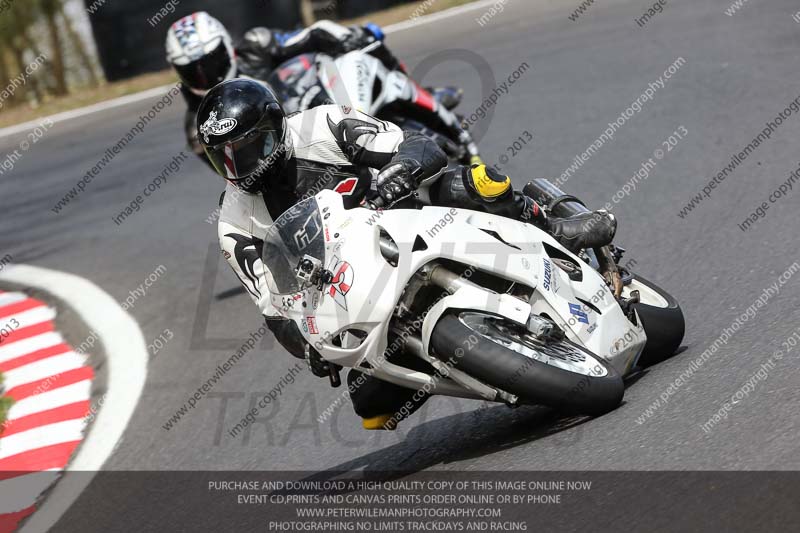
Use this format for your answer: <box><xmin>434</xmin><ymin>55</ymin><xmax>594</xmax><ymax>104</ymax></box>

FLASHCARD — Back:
<box><xmin>266</xmin><ymin>42</ymin><xmax>474</xmax><ymax>163</ymax></box>
<box><xmin>262</xmin><ymin>179</ymin><xmax>685</xmax><ymax>416</ymax></box>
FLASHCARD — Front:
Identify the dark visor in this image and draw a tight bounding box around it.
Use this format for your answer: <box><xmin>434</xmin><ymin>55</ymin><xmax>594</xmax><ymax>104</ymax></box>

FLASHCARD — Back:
<box><xmin>206</xmin><ymin>129</ymin><xmax>281</xmax><ymax>183</ymax></box>
<box><xmin>174</xmin><ymin>41</ymin><xmax>231</xmax><ymax>90</ymax></box>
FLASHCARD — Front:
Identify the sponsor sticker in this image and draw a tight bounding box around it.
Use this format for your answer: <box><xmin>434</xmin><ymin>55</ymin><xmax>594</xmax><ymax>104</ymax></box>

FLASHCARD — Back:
<box><xmin>281</xmin><ymin>294</ymin><xmax>303</xmax><ymax>309</ymax></box>
<box><xmin>568</xmin><ymin>302</ymin><xmax>589</xmax><ymax>325</ymax></box>
<box><xmin>200</xmin><ymin>110</ymin><xmax>238</xmax><ymax>142</ymax></box>
<box><xmin>542</xmin><ymin>258</ymin><xmax>553</xmax><ymax>291</ymax></box>
<box><xmin>334</xmin><ymin>177</ymin><xmax>359</xmax><ymax>196</ymax></box>
<box><xmin>327</xmin><ymin>256</ymin><xmax>354</xmax><ymax>310</ymax></box>
<box><xmin>293</xmin><ymin>212</ymin><xmax>323</xmax><ymax>249</ymax></box>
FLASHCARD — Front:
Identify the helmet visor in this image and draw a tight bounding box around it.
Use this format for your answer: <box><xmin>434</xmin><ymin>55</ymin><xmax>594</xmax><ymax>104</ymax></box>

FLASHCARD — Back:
<box><xmin>206</xmin><ymin>129</ymin><xmax>282</xmax><ymax>184</ymax></box>
<box><xmin>174</xmin><ymin>40</ymin><xmax>232</xmax><ymax>90</ymax></box>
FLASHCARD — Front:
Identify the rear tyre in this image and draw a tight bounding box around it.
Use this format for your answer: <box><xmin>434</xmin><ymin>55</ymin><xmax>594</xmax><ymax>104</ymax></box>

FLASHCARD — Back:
<box><xmin>625</xmin><ymin>275</ymin><xmax>685</xmax><ymax>367</ymax></box>
<box><xmin>430</xmin><ymin>312</ymin><xmax>624</xmax><ymax>416</ymax></box>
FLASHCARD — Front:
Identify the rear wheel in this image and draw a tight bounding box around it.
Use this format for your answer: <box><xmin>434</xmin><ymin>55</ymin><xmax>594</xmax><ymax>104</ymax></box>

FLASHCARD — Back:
<box><xmin>431</xmin><ymin>312</ymin><xmax>624</xmax><ymax>416</ymax></box>
<box><xmin>624</xmin><ymin>275</ymin><xmax>685</xmax><ymax>367</ymax></box>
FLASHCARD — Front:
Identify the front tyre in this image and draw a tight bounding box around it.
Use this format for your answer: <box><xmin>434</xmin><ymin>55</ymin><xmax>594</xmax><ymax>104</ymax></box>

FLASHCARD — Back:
<box><xmin>624</xmin><ymin>275</ymin><xmax>685</xmax><ymax>367</ymax></box>
<box><xmin>431</xmin><ymin>312</ymin><xmax>624</xmax><ymax>416</ymax></box>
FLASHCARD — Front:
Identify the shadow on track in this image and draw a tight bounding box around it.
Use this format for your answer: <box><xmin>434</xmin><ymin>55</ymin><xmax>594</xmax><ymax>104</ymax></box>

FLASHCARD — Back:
<box><xmin>299</xmin><ymin>405</ymin><xmax>597</xmax><ymax>485</ymax></box>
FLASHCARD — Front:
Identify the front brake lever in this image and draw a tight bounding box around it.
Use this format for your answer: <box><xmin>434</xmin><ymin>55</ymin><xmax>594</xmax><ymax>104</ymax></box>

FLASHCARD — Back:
<box><xmin>317</xmin><ymin>269</ymin><xmax>333</xmax><ymax>291</ymax></box>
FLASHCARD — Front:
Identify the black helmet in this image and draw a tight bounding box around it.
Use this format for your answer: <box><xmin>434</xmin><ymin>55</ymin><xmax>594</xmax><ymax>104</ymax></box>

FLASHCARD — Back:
<box><xmin>197</xmin><ymin>79</ymin><xmax>289</xmax><ymax>191</ymax></box>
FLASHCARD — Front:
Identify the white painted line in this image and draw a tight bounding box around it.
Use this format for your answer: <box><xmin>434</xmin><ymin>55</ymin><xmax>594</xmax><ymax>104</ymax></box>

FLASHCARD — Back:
<box><xmin>2</xmin><ymin>306</ymin><xmax>57</xmax><ymax>330</ymax></box>
<box><xmin>0</xmin><ymin>83</ymin><xmax>176</xmax><ymax>139</ymax></box>
<box><xmin>0</xmin><ymin>471</ymin><xmax>60</xmax><ymax>514</ymax></box>
<box><xmin>0</xmin><ymin>293</ymin><xmax>28</xmax><ymax>307</ymax></box>
<box><xmin>0</xmin><ymin>332</ymin><xmax>64</xmax><ymax>364</ymax></box>
<box><xmin>0</xmin><ymin>419</ymin><xmax>86</xmax><ymax>460</ymax></box>
<box><xmin>384</xmin><ymin>0</ymin><xmax>504</xmax><ymax>34</ymax></box>
<box><xmin>0</xmin><ymin>264</ymin><xmax>148</xmax><ymax>533</ymax></box>
<box><xmin>0</xmin><ymin>0</ymin><xmax>501</xmax><ymax>139</ymax></box>
<box><xmin>7</xmin><ymin>380</ymin><xmax>92</xmax><ymax>420</ymax></box>
<box><xmin>3</xmin><ymin>353</ymin><xmax>85</xmax><ymax>390</ymax></box>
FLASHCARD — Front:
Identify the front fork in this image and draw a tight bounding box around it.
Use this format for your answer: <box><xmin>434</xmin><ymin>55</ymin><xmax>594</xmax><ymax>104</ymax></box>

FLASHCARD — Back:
<box><xmin>387</xmin><ymin>262</ymin><xmax>525</xmax><ymax>404</ymax></box>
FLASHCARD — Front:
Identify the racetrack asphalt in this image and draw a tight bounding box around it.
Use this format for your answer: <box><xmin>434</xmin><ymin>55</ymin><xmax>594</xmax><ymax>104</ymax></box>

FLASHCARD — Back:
<box><xmin>2</xmin><ymin>0</ymin><xmax>799</xmax><ymax>492</ymax></box>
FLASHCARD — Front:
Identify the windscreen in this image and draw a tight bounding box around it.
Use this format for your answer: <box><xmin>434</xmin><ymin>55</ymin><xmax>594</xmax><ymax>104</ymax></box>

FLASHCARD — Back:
<box><xmin>261</xmin><ymin>197</ymin><xmax>325</xmax><ymax>295</ymax></box>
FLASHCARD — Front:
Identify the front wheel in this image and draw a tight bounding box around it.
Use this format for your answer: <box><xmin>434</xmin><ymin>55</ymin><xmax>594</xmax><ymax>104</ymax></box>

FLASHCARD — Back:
<box><xmin>624</xmin><ymin>275</ymin><xmax>685</xmax><ymax>367</ymax></box>
<box><xmin>430</xmin><ymin>312</ymin><xmax>624</xmax><ymax>416</ymax></box>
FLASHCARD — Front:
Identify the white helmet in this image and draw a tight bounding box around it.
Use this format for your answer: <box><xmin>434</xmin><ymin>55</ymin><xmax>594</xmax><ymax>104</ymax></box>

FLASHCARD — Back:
<box><xmin>166</xmin><ymin>12</ymin><xmax>236</xmax><ymax>96</ymax></box>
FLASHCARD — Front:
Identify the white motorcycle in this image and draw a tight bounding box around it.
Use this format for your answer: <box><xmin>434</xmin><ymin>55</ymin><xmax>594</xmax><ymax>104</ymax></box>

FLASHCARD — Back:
<box><xmin>261</xmin><ymin>179</ymin><xmax>685</xmax><ymax>416</ymax></box>
<box><xmin>266</xmin><ymin>42</ymin><xmax>472</xmax><ymax>162</ymax></box>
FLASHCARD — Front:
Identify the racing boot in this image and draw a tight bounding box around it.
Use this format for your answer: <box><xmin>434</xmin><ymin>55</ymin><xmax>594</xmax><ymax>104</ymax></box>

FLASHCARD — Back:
<box><xmin>307</xmin><ymin>352</ymin><xmax>404</xmax><ymax>430</ymax></box>
<box><xmin>547</xmin><ymin>211</ymin><xmax>617</xmax><ymax>253</ymax></box>
<box><xmin>520</xmin><ymin>194</ymin><xmax>617</xmax><ymax>253</ymax></box>
<box><xmin>348</xmin><ymin>369</ymin><xmax>429</xmax><ymax>430</ymax></box>
<box><xmin>427</xmin><ymin>86</ymin><xmax>464</xmax><ymax>111</ymax></box>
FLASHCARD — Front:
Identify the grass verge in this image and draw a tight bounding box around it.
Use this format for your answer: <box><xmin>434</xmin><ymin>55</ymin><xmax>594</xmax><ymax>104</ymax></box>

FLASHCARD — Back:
<box><xmin>0</xmin><ymin>70</ymin><xmax>178</xmax><ymax>129</ymax></box>
<box><xmin>0</xmin><ymin>373</ymin><xmax>13</xmax><ymax>435</ymax></box>
<box><xmin>0</xmin><ymin>0</ymin><xmax>477</xmax><ymax>129</ymax></box>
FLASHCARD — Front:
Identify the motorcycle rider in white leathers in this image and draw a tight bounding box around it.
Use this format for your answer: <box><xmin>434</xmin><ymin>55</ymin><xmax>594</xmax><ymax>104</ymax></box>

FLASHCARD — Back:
<box><xmin>201</xmin><ymin>79</ymin><xmax>616</xmax><ymax>430</ymax></box>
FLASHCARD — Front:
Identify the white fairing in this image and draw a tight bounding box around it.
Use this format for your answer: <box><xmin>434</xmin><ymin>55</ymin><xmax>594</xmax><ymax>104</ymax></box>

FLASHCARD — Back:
<box><xmin>317</xmin><ymin>49</ymin><xmax>414</xmax><ymax>115</ymax></box>
<box><xmin>269</xmin><ymin>191</ymin><xmax>645</xmax><ymax>397</ymax></box>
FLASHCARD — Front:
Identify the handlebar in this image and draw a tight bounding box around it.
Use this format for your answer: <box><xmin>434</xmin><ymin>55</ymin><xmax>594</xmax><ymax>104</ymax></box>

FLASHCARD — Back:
<box><xmin>364</xmin><ymin>195</ymin><xmax>385</xmax><ymax>209</ymax></box>
<box><xmin>358</xmin><ymin>40</ymin><xmax>383</xmax><ymax>55</ymax></box>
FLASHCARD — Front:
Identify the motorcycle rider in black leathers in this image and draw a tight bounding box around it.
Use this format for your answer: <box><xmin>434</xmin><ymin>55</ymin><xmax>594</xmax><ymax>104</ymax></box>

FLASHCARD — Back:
<box><xmin>200</xmin><ymin>79</ymin><xmax>616</xmax><ymax>430</ymax></box>
<box><xmin>166</xmin><ymin>12</ymin><xmax>474</xmax><ymax>169</ymax></box>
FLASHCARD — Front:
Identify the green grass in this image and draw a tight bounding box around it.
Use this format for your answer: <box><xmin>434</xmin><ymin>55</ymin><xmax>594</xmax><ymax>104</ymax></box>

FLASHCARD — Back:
<box><xmin>0</xmin><ymin>373</ymin><xmax>13</xmax><ymax>434</ymax></box>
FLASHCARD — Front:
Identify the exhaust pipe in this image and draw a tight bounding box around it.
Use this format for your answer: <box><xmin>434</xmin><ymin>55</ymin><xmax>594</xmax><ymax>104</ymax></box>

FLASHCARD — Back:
<box><xmin>522</xmin><ymin>178</ymin><xmax>590</xmax><ymax>218</ymax></box>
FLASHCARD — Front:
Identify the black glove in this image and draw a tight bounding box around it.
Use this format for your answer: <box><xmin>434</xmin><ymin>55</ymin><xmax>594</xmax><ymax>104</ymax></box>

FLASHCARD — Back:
<box><xmin>265</xmin><ymin>318</ymin><xmax>307</xmax><ymax>359</ymax></box>
<box><xmin>376</xmin><ymin>160</ymin><xmax>420</xmax><ymax>206</ymax></box>
<box><xmin>341</xmin><ymin>26</ymin><xmax>373</xmax><ymax>52</ymax></box>
<box><xmin>306</xmin><ymin>347</ymin><xmax>341</xmax><ymax>378</ymax></box>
